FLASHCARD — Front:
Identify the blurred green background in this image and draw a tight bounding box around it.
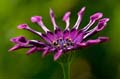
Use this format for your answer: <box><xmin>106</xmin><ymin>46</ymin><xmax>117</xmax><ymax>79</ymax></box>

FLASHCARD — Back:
<box><xmin>0</xmin><ymin>0</ymin><xmax>120</xmax><ymax>79</ymax></box>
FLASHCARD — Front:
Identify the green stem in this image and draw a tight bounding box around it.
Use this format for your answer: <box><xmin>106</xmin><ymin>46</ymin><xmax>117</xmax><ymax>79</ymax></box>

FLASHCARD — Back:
<box><xmin>61</xmin><ymin>62</ymin><xmax>70</xmax><ymax>79</ymax></box>
<box><xmin>57</xmin><ymin>51</ymin><xmax>75</xmax><ymax>79</ymax></box>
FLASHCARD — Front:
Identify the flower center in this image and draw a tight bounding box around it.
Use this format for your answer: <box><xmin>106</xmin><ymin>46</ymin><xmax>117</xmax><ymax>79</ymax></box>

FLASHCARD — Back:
<box><xmin>52</xmin><ymin>38</ymin><xmax>74</xmax><ymax>50</ymax></box>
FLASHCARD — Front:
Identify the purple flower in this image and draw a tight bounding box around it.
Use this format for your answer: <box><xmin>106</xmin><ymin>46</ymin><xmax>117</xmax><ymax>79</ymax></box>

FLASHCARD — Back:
<box><xmin>9</xmin><ymin>7</ymin><xmax>109</xmax><ymax>61</ymax></box>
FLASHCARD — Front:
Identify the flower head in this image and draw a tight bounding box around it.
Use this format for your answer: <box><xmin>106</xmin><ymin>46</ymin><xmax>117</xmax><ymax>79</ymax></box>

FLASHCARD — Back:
<box><xmin>9</xmin><ymin>7</ymin><xmax>109</xmax><ymax>60</ymax></box>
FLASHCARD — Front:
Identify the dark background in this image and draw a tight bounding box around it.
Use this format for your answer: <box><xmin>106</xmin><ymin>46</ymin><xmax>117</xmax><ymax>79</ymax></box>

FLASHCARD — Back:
<box><xmin>0</xmin><ymin>0</ymin><xmax>120</xmax><ymax>79</ymax></box>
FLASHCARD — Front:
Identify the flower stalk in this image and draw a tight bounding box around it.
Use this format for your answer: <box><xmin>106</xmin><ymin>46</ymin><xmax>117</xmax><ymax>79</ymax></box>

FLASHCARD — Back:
<box><xmin>61</xmin><ymin>62</ymin><xmax>70</xmax><ymax>79</ymax></box>
<box><xmin>57</xmin><ymin>52</ymin><xmax>73</xmax><ymax>79</ymax></box>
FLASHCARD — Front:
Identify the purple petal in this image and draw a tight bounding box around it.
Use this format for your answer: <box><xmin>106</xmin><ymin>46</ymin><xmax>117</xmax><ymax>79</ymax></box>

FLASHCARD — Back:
<box><xmin>31</xmin><ymin>16</ymin><xmax>42</xmax><ymax>23</ymax></box>
<box><xmin>9</xmin><ymin>44</ymin><xmax>20</xmax><ymax>51</ymax></box>
<box><xmin>63</xmin><ymin>11</ymin><xmax>71</xmax><ymax>30</ymax></box>
<box><xmin>46</xmin><ymin>31</ymin><xmax>57</xmax><ymax>41</ymax></box>
<box><xmin>90</xmin><ymin>12</ymin><xmax>103</xmax><ymax>21</ymax></box>
<box><xmin>54</xmin><ymin>49</ymin><xmax>63</xmax><ymax>61</ymax></box>
<box><xmin>26</xmin><ymin>47</ymin><xmax>37</xmax><ymax>55</ymax></box>
<box><xmin>41</xmin><ymin>34</ymin><xmax>52</xmax><ymax>43</ymax></box>
<box><xmin>42</xmin><ymin>47</ymin><xmax>49</xmax><ymax>57</ymax></box>
<box><xmin>73</xmin><ymin>30</ymin><xmax>84</xmax><ymax>43</ymax></box>
<box><xmin>70</xmin><ymin>29</ymin><xmax>78</xmax><ymax>41</ymax></box>
<box><xmin>17</xmin><ymin>36</ymin><xmax>28</xmax><ymax>44</ymax></box>
<box><xmin>98</xmin><ymin>37</ymin><xmax>109</xmax><ymax>42</ymax></box>
<box><xmin>63</xmin><ymin>12</ymin><xmax>71</xmax><ymax>21</ymax></box>
<box><xmin>83</xmin><ymin>18</ymin><xmax>109</xmax><ymax>39</ymax></box>
<box><xmin>29</xmin><ymin>40</ymin><xmax>47</xmax><ymax>47</ymax></box>
<box><xmin>54</xmin><ymin>28</ymin><xmax>63</xmax><ymax>38</ymax></box>
<box><xmin>17</xmin><ymin>24</ymin><xmax>42</xmax><ymax>36</ymax></box>
<box><xmin>10</xmin><ymin>37</ymin><xmax>18</xmax><ymax>42</ymax></box>
<box><xmin>10</xmin><ymin>36</ymin><xmax>29</xmax><ymax>46</ymax></box>
<box><xmin>50</xmin><ymin>8</ymin><xmax>58</xmax><ymax>30</ymax></box>
<box><xmin>73</xmin><ymin>7</ymin><xmax>86</xmax><ymax>29</ymax></box>
<box><xmin>31</xmin><ymin>16</ymin><xmax>50</xmax><ymax>33</ymax></box>
<box><xmin>78</xmin><ymin>7</ymin><xmax>86</xmax><ymax>15</ymax></box>
<box><xmin>77</xmin><ymin>42</ymin><xmax>87</xmax><ymax>47</ymax></box>
<box><xmin>82</xmin><ymin>12</ymin><xmax>103</xmax><ymax>32</ymax></box>
<box><xmin>87</xmin><ymin>37</ymin><xmax>109</xmax><ymax>45</ymax></box>
<box><xmin>77</xmin><ymin>36</ymin><xmax>109</xmax><ymax>47</ymax></box>
<box><xmin>9</xmin><ymin>44</ymin><xmax>33</xmax><ymax>51</ymax></box>
<box><xmin>63</xmin><ymin>29</ymin><xmax>70</xmax><ymax>39</ymax></box>
<box><xmin>17</xmin><ymin>24</ymin><xmax>29</xmax><ymax>29</ymax></box>
<box><xmin>96</xmin><ymin>18</ymin><xmax>109</xmax><ymax>31</ymax></box>
<box><xmin>87</xmin><ymin>39</ymin><xmax>100</xmax><ymax>44</ymax></box>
